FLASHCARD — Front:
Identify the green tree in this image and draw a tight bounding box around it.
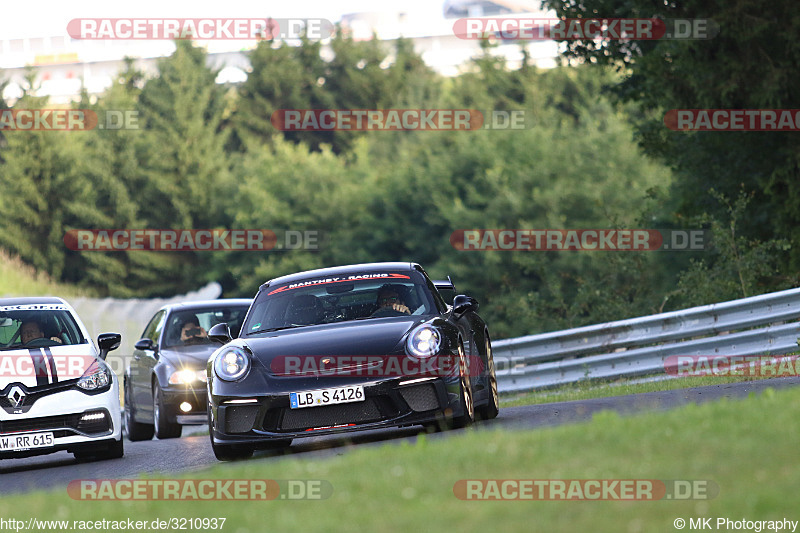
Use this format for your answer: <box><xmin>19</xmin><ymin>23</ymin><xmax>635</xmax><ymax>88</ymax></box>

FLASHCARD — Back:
<box><xmin>219</xmin><ymin>136</ymin><xmax>372</xmax><ymax>295</ymax></box>
<box><xmin>130</xmin><ymin>40</ymin><xmax>237</xmax><ymax>294</ymax></box>
<box><xmin>672</xmin><ymin>189</ymin><xmax>792</xmax><ymax>308</ymax></box>
<box><xmin>136</xmin><ymin>40</ymin><xmax>234</xmax><ymax>229</ymax></box>
<box><xmin>543</xmin><ymin>0</ymin><xmax>800</xmax><ymax>275</ymax></box>
<box><xmin>318</xmin><ymin>63</ymin><xmax>677</xmax><ymax>336</ymax></box>
<box><xmin>234</xmin><ymin>36</ymin><xmax>333</xmax><ymax>152</ymax></box>
<box><xmin>234</xmin><ymin>32</ymin><xmax>438</xmax><ymax>154</ymax></box>
<box><xmin>60</xmin><ymin>59</ymin><xmax>175</xmax><ymax>296</ymax></box>
<box><xmin>0</xmin><ymin>72</ymin><xmax>76</xmax><ymax>278</ymax></box>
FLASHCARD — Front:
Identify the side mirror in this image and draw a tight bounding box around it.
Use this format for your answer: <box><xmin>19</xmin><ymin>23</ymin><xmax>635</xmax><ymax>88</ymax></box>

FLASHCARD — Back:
<box><xmin>97</xmin><ymin>332</ymin><xmax>121</xmax><ymax>361</ymax></box>
<box><xmin>134</xmin><ymin>338</ymin><xmax>155</xmax><ymax>351</ymax></box>
<box><xmin>208</xmin><ymin>323</ymin><xmax>232</xmax><ymax>345</ymax></box>
<box><xmin>452</xmin><ymin>294</ymin><xmax>479</xmax><ymax>318</ymax></box>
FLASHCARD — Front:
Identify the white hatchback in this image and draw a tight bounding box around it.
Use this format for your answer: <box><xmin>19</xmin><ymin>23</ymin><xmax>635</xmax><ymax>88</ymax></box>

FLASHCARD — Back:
<box><xmin>0</xmin><ymin>297</ymin><xmax>123</xmax><ymax>461</ymax></box>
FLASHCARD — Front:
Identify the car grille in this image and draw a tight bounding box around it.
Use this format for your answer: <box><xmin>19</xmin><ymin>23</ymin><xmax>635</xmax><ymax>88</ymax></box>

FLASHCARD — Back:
<box><xmin>0</xmin><ymin>381</ymin><xmax>77</xmax><ymax>413</ymax></box>
<box><xmin>0</xmin><ymin>410</ymin><xmax>111</xmax><ymax>436</ymax></box>
<box><xmin>399</xmin><ymin>383</ymin><xmax>440</xmax><ymax>412</ymax></box>
<box><xmin>279</xmin><ymin>399</ymin><xmax>382</xmax><ymax>431</ymax></box>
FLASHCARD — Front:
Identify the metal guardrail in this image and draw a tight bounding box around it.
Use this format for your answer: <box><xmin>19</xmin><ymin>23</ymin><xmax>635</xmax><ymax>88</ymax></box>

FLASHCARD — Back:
<box><xmin>494</xmin><ymin>287</ymin><xmax>800</xmax><ymax>393</ymax></box>
<box><xmin>59</xmin><ymin>282</ymin><xmax>800</xmax><ymax>393</ymax></box>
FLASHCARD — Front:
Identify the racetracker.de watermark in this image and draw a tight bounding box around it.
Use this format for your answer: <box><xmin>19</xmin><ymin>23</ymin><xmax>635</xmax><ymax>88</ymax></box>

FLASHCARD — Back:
<box><xmin>453</xmin><ymin>18</ymin><xmax>718</xmax><ymax>40</ymax></box>
<box><xmin>269</xmin><ymin>354</ymin><xmax>486</xmax><ymax>378</ymax></box>
<box><xmin>20</xmin><ymin>352</ymin><xmax>526</xmax><ymax>380</ymax></box>
<box><xmin>454</xmin><ymin>479</ymin><xmax>718</xmax><ymax>500</ymax></box>
<box><xmin>63</xmin><ymin>229</ymin><xmax>320</xmax><ymax>251</ymax></box>
<box><xmin>0</xmin><ymin>109</ymin><xmax>139</xmax><ymax>131</ymax></box>
<box><xmin>665</xmin><ymin>109</ymin><xmax>800</xmax><ymax>131</ymax></box>
<box><xmin>67</xmin><ymin>18</ymin><xmax>334</xmax><ymax>40</ymax></box>
<box><xmin>665</xmin><ymin>355</ymin><xmax>800</xmax><ymax>377</ymax></box>
<box><xmin>270</xmin><ymin>109</ymin><xmax>528</xmax><ymax>131</ymax></box>
<box><xmin>450</xmin><ymin>229</ymin><xmax>710</xmax><ymax>251</ymax></box>
<box><xmin>68</xmin><ymin>479</ymin><xmax>333</xmax><ymax>500</ymax></box>
<box><xmin>0</xmin><ymin>354</ymin><xmax>96</xmax><ymax>381</ymax></box>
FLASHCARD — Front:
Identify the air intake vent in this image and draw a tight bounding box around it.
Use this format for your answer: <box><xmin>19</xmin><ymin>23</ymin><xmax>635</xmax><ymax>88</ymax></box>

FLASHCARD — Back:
<box><xmin>224</xmin><ymin>405</ymin><xmax>260</xmax><ymax>434</ymax></box>
<box><xmin>399</xmin><ymin>384</ymin><xmax>440</xmax><ymax>412</ymax></box>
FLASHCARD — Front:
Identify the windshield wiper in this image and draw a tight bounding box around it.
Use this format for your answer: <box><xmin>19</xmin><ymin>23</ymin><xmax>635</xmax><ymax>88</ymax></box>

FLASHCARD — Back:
<box><xmin>246</xmin><ymin>325</ymin><xmax>306</xmax><ymax>335</ymax></box>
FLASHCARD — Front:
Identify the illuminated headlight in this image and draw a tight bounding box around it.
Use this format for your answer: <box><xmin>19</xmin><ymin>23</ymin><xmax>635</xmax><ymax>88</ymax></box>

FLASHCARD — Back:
<box><xmin>213</xmin><ymin>347</ymin><xmax>250</xmax><ymax>381</ymax></box>
<box><xmin>169</xmin><ymin>369</ymin><xmax>207</xmax><ymax>385</ymax></box>
<box><xmin>77</xmin><ymin>361</ymin><xmax>111</xmax><ymax>391</ymax></box>
<box><xmin>406</xmin><ymin>325</ymin><xmax>441</xmax><ymax>358</ymax></box>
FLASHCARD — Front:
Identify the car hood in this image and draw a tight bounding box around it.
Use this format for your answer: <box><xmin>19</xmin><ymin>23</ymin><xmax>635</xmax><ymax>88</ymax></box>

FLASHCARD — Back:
<box><xmin>159</xmin><ymin>344</ymin><xmax>219</xmax><ymax>369</ymax></box>
<box><xmin>241</xmin><ymin>316</ymin><xmax>427</xmax><ymax>365</ymax></box>
<box><xmin>0</xmin><ymin>343</ymin><xmax>99</xmax><ymax>389</ymax></box>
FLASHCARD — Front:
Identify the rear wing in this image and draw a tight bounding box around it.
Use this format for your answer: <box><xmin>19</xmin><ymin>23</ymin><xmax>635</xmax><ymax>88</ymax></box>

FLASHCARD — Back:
<box><xmin>433</xmin><ymin>276</ymin><xmax>456</xmax><ymax>293</ymax></box>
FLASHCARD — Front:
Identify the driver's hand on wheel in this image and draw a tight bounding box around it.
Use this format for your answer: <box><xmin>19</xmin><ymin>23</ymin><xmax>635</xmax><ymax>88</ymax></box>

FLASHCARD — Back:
<box><xmin>391</xmin><ymin>303</ymin><xmax>410</xmax><ymax>314</ymax></box>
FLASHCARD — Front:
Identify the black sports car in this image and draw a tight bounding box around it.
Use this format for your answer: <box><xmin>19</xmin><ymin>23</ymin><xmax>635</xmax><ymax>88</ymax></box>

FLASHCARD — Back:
<box><xmin>206</xmin><ymin>262</ymin><xmax>499</xmax><ymax>461</ymax></box>
<box><xmin>124</xmin><ymin>299</ymin><xmax>251</xmax><ymax>440</ymax></box>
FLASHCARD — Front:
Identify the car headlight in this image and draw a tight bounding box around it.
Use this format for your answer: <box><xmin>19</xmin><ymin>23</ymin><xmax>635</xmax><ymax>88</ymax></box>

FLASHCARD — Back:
<box><xmin>406</xmin><ymin>325</ymin><xmax>441</xmax><ymax>358</ymax></box>
<box><xmin>77</xmin><ymin>361</ymin><xmax>112</xmax><ymax>391</ymax></box>
<box><xmin>169</xmin><ymin>369</ymin><xmax>208</xmax><ymax>385</ymax></box>
<box><xmin>213</xmin><ymin>347</ymin><xmax>250</xmax><ymax>381</ymax></box>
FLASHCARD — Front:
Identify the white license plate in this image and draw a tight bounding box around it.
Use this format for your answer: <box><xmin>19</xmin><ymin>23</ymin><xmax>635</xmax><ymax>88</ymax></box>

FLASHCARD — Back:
<box><xmin>290</xmin><ymin>385</ymin><xmax>365</xmax><ymax>409</ymax></box>
<box><xmin>0</xmin><ymin>432</ymin><xmax>54</xmax><ymax>451</ymax></box>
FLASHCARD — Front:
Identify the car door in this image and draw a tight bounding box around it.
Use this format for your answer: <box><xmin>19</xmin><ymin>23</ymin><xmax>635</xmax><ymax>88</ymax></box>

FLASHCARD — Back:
<box><xmin>131</xmin><ymin>309</ymin><xmax>166</xmax><ymax>420</ymax></box>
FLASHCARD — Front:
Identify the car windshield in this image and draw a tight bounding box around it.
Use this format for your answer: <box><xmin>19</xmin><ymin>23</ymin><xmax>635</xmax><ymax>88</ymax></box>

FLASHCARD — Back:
<box><xmin>163</xmin><ymin>306</ymin><xmax>250</xmax><ymax>347</ymax></box>
<box><xmin>0</xmin><ymin>306</ymin><xmax>86</xmax><ymax>351</ymax></box>
<box><xmin>243</xmin><ymin>272</ymin><xmax>437</xmax><ymax>334</ymax></box>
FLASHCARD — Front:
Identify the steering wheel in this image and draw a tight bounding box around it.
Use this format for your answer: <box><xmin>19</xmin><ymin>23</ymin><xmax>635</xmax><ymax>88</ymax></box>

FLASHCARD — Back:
<box><xmin>370</xmin><ymin>307</ymin><xmax>408</xmax><ymax>318</ymax></box>
<box><xmin>23</xmin><ymin>337</ymin><xmax>58</xmax><ymax>348</ymax></box>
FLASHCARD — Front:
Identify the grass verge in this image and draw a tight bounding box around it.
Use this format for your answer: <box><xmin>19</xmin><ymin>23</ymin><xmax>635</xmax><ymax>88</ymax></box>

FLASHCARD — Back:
<box><xmin>1</xmin><ymin>382</ymin><xmax>796</xmax><ymax>532</ymax></box>
<box><xmin>0</xmin><ymin>249</ymin><xmax>91</xmax><ymax>297</ymax></box>
<box><xmin>501</xmin><ymin>363</ymin><xmax>800</xmax><ymax>407</ymax></box>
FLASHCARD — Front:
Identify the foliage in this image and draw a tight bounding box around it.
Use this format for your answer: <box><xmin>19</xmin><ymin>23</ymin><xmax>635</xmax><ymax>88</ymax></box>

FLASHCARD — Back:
<box><xmin>672</xmin><ymin>189</ymin><xmax>793</xmax><ymax>308</ymax></box>
<box><xmin>543</xmin><ymin>0</ymin><xmax>800</xmax><ymax>271</ymax></box>
<box><xmin>2</xmin><ymin>28</ymin><xmax>790</xmax><ymax>336</ymax></box>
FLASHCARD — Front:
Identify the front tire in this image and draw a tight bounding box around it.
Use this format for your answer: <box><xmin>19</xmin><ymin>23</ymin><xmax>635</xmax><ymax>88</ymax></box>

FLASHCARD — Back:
<box><xmin>211</xmin><ymin>441</ymin><xmax>254</xmax><ymax>461</ymax></box>
<box><xmin>125</xmin><ymin>378</ymin><xmax>154</xmax><ymax>441</ymax></box>
<box><xmin>74</xmin><ymin>438</ymin><xmax>124</xmax><ymax>461</ymax></box>
<box><xmin>208</xmin><ymin>410</ymin><xmax>254</xmax><ymax>461</ymax></box>
<box><xmin>476</xmin><ymin>335</ymin><xmax>499</xmax><ymax>420</ymax></box>
<box><xmin>94</xmin><ymin>438</ymin><xmax>124</xmax><ymax>460</ymax></box>
<box><xmin>153</xmin><ymin>383</ymin><xmax>182</xmax><ymax>439</ymax></box>
<box><xmin>451</xmin><ymin>341</ymin><xmax>474</xmax><ymax>428</ymax></box>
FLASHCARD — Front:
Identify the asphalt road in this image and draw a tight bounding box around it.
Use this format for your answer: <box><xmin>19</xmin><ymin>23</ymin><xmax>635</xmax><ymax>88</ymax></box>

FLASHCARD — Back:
<box><xmin>2</xmin><ymin>376</ymin><xmax>798</xmax><ymax>495</ymax></box>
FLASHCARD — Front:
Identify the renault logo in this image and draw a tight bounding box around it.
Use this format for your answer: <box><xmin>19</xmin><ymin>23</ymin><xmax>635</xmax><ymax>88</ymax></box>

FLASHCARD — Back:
<box><xmin>7</xmin><ymin>386</ymin><xmax>25</xmax><ymax>408</ymax></box>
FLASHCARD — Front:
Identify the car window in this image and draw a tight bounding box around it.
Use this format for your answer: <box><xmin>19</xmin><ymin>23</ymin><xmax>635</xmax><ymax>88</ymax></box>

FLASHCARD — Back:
<box><xmin>424</xmin><ymin>275</ymin><xmax>450</xmax><ymax>313</ymax></box>
<box><xmin>0</xmin><ymin>306</ymin><xmax>87</xmax><ymax>350</ymax></box>
<box><xmin>141</xmin><ymin>310</ymin><xmax>166</xmax><ymax>344</ymax></box>
<box><xmin>243</xmin><ymin>272</ymin><xmax>438</xmax><ymax>334</ymax></box>
<box><xmin>163</xmin><ymin>306</ymin><xmax>250</xmax><ymax>347</ymax></box>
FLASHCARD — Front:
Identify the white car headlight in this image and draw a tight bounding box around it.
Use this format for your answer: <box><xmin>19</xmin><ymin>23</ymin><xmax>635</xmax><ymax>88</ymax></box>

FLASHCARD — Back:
<box><xmin>406</xmin><ymin>325</ymin><xmax>441</xmax><ymax>358</ymax></box>
<box><xmin>77</xmin><ymin>361</ymin><xmax>112</xmax><ymax>391</ymax></box>
<box><xmin>169</xmin><ymin>369</ymin><xmax>208</xmax><ymax>385</ymax></box>
<box><xmin>213</xmin><ymin>347</ymin><xmax>250</xmax><ymax>381</ymax></box>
